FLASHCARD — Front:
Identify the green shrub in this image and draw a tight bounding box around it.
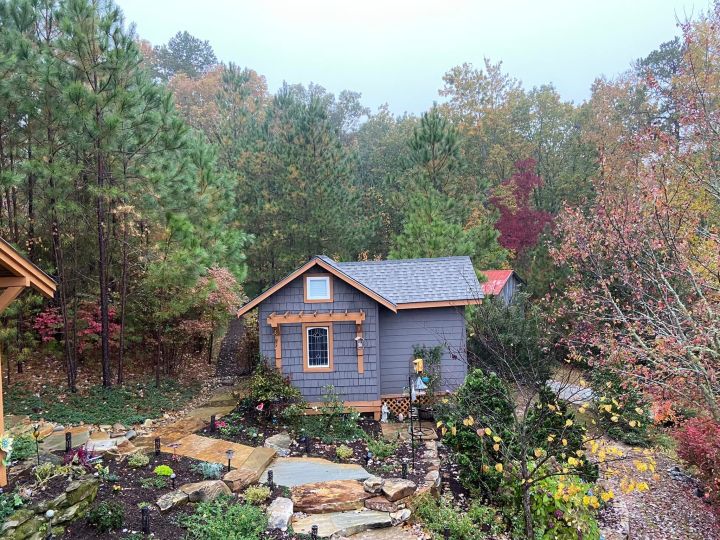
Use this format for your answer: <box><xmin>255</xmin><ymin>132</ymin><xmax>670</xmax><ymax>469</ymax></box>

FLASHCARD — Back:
<box><xmin>0</xmin><ymin>492</ymin><xmax>23</xmax><ymax>523</ymax></box>
<box><xmin>250</xmin><ymin>363</ymin><xmax>302</xmax><ymax>403</ymax></box>
<box><xmin>242</xmin><ymin>485</ymin><xmax>271</xmax><ymax>505</ymax></box>
<box><xmin>528</xmin><ymin>474</ymin><xmax>600</xmax><ymax>540</ymax></box>
<box><xmin>153</xmin><ymin>465</ymin><xmax>174</xmax><ymax>476</ymax></box>
<box><xmin>366</xmin><ymin>437</ymin><xmax>398</xmax><ymax>460</ymax></box>
<box><xmin>191</xmin><ymin>461</ymin><xmax>223</xmax><ymax>479</ymax></box>
<box><xmin>298</xmin><ymin>385</ymin><xmax>365</xmax><ymax>443</ymax></box>
<box><xmin>335</xmin><ymin>444</ymin><xmax>353</xmax><ymax>460</ymax></box>
<box><xmin>435</xmin><ymin>369</ymin><xmax>515</xmax><ymax>496</ymax></box>
<box><xmin>180</xmin><ymin>496</ymin><xmax>267</xmax><ymax>539</ymax></box>
<box><xmin>87</xmin><ymin>501</ymin><xmax>124</xmax><ymax>533</ymax></box>
<box><xmin>591</xmin><ymin>368</ymin><xmax>652</xmax><ymax>447</ymax></box>
<box><xmin>140</xmin><ymin>476</ymin><xmax>167</xmax><ymax>489</ymax></box>
<box><xmin>9</xmin><ymin>434</ymin><xmax>36</xmax><ymax>462</ymax></box>
<box><xmin>467</xmin><ymin>294</ymin><xmax>550</xmax><ymax>384</ymax></box>
<box><xmin>526</xmin><ymin>386</ymin><xmax>598</xmax><ymax>482</ymax></box>
<box><xmin>412</xmin><ymin>492</ymin><xmax>503</xmax><ymax>539</ymax></box>
<box><xmin>127</xmin><ymin>453</ymin><xmax>150</xmax><ymax>469</ymax></box>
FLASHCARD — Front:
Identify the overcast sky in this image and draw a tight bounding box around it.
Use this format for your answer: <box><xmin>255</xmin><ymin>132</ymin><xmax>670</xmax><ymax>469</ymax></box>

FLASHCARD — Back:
<box><xmin>116</xmin><ymin>0</ymin><xmax>702</xmax><ymax>115</ymax></box>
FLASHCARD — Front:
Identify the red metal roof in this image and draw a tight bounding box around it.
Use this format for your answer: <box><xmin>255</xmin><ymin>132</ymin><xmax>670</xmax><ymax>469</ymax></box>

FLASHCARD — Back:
<box><xmin>481</xmin><ymin>269</ymin><xmax>514</xmax><ymax>296</ymax></box>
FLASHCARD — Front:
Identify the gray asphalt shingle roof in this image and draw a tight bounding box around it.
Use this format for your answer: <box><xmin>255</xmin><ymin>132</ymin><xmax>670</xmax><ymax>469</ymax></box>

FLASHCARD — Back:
<box><xmin>318</xmin><ymin>255</ymin><xmax>483</xmax><ymax>305</ymax></box>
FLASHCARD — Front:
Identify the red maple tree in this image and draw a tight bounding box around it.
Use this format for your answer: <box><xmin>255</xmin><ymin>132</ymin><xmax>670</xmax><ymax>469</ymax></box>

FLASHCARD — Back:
<box><xmin>490</xmin><ymin>158</ymin><xmax>553</xmax><ymax>255</ymax></box>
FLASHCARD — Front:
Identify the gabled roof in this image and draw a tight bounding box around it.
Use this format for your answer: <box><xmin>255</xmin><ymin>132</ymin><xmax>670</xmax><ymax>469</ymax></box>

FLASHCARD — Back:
<box><xmin>480</xmin><ymin>269</ymin><xmax>523</xmax><ymax>296</ymax></box>
<box><xmin>237</xmin><ymin>255</ymin><xmax>483</xmax><ymax>317</ymax></box>
<box><xmin>0</xmin><ymin>238</ymin><xmax>56</xmax><ymax>298</ymax></box>
<box><xmin>321</xmin><ymin>256</ymin><xmax>483</xmax><ymax>307</ymax></box>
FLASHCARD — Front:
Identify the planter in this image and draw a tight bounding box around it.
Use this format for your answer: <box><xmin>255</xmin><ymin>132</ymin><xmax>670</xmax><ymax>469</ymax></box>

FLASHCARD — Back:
<box><xmin>418</xmin><ymin>407</ymin><xmax>434</xmax><ymax>421</ymax></box>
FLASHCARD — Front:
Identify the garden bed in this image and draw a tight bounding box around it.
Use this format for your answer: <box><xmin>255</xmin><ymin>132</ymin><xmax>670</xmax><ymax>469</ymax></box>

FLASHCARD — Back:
<box><xmin>5</xmin><ymin>451</ymin><xmax>214</xmax><ymax>539</ymax></box>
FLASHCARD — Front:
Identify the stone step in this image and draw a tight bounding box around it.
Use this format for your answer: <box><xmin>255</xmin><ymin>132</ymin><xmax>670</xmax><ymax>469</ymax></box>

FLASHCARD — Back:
<box><xmin>292</xmin><ymin>509</ymin><xmax>392</xmax><ymax>538</ymax></box>
<box><xmin>160</xmin><ymin>433</ymin><xmax>260</xmax><ymax>467</ymax></box>
<box><xmin>260</xmin><ymin>457</ymin><xmax>370</xmax><ymax>487</ymax></box>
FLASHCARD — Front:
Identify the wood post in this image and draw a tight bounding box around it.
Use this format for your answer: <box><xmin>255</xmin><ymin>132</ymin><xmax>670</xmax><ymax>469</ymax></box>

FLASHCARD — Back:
<box><xmin>0</xmin><ymin>346</ymin><xmax>6</xmax><ymax>487</ymax></box>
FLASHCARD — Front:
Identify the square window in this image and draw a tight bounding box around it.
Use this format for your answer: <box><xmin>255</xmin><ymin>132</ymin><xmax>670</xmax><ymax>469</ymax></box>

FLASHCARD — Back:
<box><xmin>305</xmin><ymin>276</ymin><xmax>332</xmax><ymax>301</ymax></box>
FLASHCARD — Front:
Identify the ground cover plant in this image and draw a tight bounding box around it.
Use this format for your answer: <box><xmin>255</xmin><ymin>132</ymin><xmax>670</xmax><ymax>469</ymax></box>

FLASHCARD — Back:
<box><xmin>5</xmin><ymin>381</ymin><xmax>199</xmax><ymax>425</ymax></box>
<box><xmin>179</xmin><ymin>496</ymin><xmax>268</xmax><ymax>540</ymax></box>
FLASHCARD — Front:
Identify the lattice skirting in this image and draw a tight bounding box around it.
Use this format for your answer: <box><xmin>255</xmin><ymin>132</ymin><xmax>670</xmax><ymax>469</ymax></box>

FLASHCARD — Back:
<box><xmin>381</xmin><ymin>394</ymin><xmax>438</xmax><ymax>418</ymax></box>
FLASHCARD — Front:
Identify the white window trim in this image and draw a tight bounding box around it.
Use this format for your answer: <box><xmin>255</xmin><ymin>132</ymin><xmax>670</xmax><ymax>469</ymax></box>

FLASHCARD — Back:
<box><xmin>306</xmin><ymin>276</ymin><xmax>331</xmax><ymax>301</ymax></box>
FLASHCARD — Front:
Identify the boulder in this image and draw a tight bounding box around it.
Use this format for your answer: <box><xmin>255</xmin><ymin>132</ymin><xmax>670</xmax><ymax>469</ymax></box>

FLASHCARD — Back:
<box><xmin>157</xmin><ymin>490</ymin><xmax>189</xmax><ymax>511</ymax></box>
<box><xmin>223</xmin><ymin>467</ymin><xmax>261</xmax><ymax>492</ymax></box>
<box><xmin>363</xmin><ymin>476</ymin><xmax>385</xmax><ymax>494</ymax></box>
<box><xmin>266</xmin><ymin>497</ymin><xmax>293</xmax><ymax>531</ymax></box>
<box><xmin>264</xmin><ymin>432</ymin><xmax>292</xmax><ymax>457</ymax></box>
<box><xmin>381</xmin><ymin>478</ymin><xmax>416</xmax><ymax>502</ymax></box>
<box><xmin>179</xmin><ymin>480</ymin><xmax>231</xmax><ymax>502</ymax></box>
<box><xmin>425</xmin><ymin>470</ymin><xmax>441</xmax><ymax>497</ymax></box>
<box><xmin>364</xmin><ymin>496</ymin><xmax>398</xmax><ymax>512</ymax></box>
<box><xmin>390</xmin><ymin>508</ymin><xmax>411</xmax><ymax>525</ymax></box>
<box><xmin>291</xmin><ymin>480</ymin><xmax>372</xmax><ymax>514</ymax></box>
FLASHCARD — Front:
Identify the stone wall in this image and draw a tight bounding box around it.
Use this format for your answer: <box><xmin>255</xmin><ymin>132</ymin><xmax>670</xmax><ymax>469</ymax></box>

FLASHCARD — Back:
<box><xmin>1</xmin><ymin>477</ymin><xmax>99</xmax><ymax>540</ymax></box>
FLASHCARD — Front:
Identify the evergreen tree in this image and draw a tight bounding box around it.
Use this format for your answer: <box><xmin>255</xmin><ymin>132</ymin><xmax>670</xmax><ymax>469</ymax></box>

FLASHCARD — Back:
<box><xmin>152</xmin><ymin>30</ymin><xmax>217</xmax><ymax>81</ymax></box>
<box><xmin>389</xmin><ymin>189</ymin><xmax>507</xmax><ymax>269</ymax></box>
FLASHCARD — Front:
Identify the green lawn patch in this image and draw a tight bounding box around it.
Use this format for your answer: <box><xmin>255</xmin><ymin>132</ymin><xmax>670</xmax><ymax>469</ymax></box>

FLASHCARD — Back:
<box><xmin>4</xmin><ymin>380</ymin><xmax>199</xmax><ymax>426</ymax></box>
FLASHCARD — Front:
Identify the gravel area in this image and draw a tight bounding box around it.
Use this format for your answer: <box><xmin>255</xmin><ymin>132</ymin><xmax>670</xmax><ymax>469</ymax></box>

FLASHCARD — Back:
<box><xmin>599</xmin><ymin>444</ymin><xmax>720</xmax><ymax>540</ymax></box>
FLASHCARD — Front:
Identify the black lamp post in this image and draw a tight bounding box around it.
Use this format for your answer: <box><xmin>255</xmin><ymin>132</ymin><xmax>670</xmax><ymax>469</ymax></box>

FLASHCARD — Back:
<box><xmin>267</xmin><ymin>469</ymin><xmax>274</xmax><ymax>491</ymax></box>
<box><xmin>32</xmin><ymin>424</ymin><xmax>41</xmax><ymax>466</ymax></box>
<box><xmin>170</xmin><ymin>473</ymin><xmax>176</xmax><ymax>489</ymax></box>
<box><xmin>141</xmin><ymin>506</ymin><xmax>150</xmax><ymax>534</ymax></box>
<box><xmin>65</xmin><ymin>432</ymin><xmax>72</xmax><ymax>454</ymax></box>
<box><xmin>226</xmin><ymin>449</ymin><xmax>234</xmax><ymax>472</ymax></box>
<box><xmin>311</xmin><ymin>525</ymin><xmax>318</xmax><ymax>540</ymax></box>
<box><xmin>154</xmin><ymin>437</ymin><xmax>161</xmax><ymax>457</ymax></box>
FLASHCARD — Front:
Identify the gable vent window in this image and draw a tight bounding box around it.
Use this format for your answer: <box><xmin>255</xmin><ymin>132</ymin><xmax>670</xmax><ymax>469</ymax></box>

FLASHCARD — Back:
<box><xmin>305</xmin><ymin>275</ymin><xmax>332</xmax><ymax>302</ymax></box>
<box><xmin>306</xmin><ymin>326</ymin><xmax>330</xmax><ymax>368</ymax></box>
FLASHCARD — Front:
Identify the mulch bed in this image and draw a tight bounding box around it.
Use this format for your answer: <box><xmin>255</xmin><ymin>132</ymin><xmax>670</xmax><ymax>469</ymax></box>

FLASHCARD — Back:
<box><xmin>201</xmin><ymin>404</ymin><xmax>434</xmax><ymax>486</ymax></box>
<box><xmin>8</xmin><ymin>452</ymin><xmax>212</xmax><ymax>540</ymax></box>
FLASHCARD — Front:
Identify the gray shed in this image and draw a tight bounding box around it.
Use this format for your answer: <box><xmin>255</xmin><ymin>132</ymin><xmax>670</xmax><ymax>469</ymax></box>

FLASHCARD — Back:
<box><xmin>237</xmin><ymin>255</ymin><xmax>483</xmax><ymax>418</ymax></box>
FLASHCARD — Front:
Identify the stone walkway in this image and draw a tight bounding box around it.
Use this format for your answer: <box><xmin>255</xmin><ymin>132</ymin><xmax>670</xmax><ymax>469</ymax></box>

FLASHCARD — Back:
<box><xmin>260</xmin><ymin>457</ymin><xmax>371</xmax><ymax>487</ymax></box>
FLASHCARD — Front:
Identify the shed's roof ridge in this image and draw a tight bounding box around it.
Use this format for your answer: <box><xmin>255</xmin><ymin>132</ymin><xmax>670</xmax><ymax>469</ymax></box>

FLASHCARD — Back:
<box><xmin>318</xmin><ymin>255</ymin><xmax>473</xmax><ymax>265</ymax></box>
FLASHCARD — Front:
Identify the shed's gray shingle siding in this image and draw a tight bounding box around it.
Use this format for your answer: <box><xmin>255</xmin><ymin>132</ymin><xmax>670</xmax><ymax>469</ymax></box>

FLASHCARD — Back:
<box><xmin>259</xmin><ymin>271</ymin><xmax>380</xmax><ymax>402</ymax></box>
<box><xmin>379</xmin><ymin>307</ymin><xmax>467</xmax><ymax>396</ymax></box>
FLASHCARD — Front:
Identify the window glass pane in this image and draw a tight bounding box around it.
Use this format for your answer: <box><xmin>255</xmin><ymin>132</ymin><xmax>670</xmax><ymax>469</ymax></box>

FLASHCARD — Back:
<box><xmin>307</xmin><ymin>277</ymin><xmax>329</xmax><ymax>299</ymax></box>
<box><xmin>307</xmin><ymin>327</ymin><xmax>329</xmax><ymax>367</ymax></box>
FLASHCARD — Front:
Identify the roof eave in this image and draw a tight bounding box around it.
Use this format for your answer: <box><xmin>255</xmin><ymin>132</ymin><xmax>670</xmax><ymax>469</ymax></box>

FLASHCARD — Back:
<box><xmin>237</xmin><ymin>257</ymin><xmax>398</xmax><ymax>317</ymax></box>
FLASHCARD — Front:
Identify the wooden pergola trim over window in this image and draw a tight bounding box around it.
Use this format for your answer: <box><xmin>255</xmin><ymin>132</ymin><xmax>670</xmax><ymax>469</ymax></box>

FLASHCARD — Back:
<box><xmin>266</xmin><ymin>310</ymin><xmax>366</xmax><ymax>373</ymax></box>
<box><xmin>0</xmin><ymin>238</ymin><xmax>57</xmax><ymax>487</ymax></box>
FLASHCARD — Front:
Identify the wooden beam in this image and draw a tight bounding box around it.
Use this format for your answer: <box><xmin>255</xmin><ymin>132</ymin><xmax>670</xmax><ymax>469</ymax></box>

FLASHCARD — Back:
<box><xmin>267</xmin><ymin>310</ymin><xmax>365</xmax><ymax>327</ymax></box>
<box><xmin>0</xmin><ymin>277</ymin><xmax>30</xmax><ymax>288</ymax></box>
<box><xmin>273</xmin><ymin>327</ymin><xmax>282</xmax><ymax>369</ymax></box>
<box><xmin>0</xmin><ymin>287</ymin><xmax>23</xmax><ymax>314</ymax></box>
<box><xmin>0</xmin><ymin>347</ymin><xmax>5</xmax><ymax>486</ymax></box>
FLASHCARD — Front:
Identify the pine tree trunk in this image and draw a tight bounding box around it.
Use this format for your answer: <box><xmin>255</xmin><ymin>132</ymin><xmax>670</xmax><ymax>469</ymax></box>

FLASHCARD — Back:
<box><xmin>50</xmin><ymin>189</ymin><xmax>76</xmax><ymax>392</ymax></box>
<box><xmin>117</xmin><ymin>220</ymin><xmax>128</xmax><ymax>385</ymax></box>
<box><xmin>27</xmin><ymin>142</ymin><xmax>36</xmax><ymax>262</ymax></box>
<box><xmin>95</xmin><ymin>101</ymin><xmax>111</xmax><ymax>388</ymax></box>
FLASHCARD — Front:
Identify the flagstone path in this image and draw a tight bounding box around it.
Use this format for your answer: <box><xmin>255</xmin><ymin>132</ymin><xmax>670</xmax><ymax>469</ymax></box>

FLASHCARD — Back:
<box><xmin>260</xmin><ymin>457</ymin><xmax>371</xmax><ymax>487</ymax></box>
